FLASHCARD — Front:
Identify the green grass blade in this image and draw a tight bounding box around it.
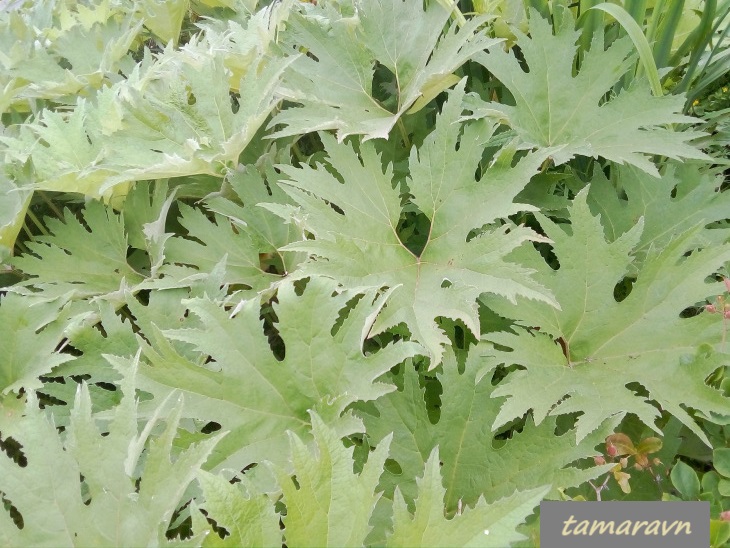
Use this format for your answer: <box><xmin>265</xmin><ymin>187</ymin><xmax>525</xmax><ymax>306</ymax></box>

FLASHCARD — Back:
<box><xmin>645</xmin><ymin>0</ymin><xmax>667</xmax><ymax>45</ymax></box>
<box><xmin>623</xmin><ymin>0</ymin><xmax>649</xmax><ymax>24</ymax></box>
<box><xmin>653</xmin><ymin>0</ymin><xmax>685</xmax><ymax>68</ymax></box>
<box><xmin>617</xmin><ymin>0</ymin><xmax>648</xmax><ymax>88</ymax></box>
<box><xmin>686</xmin><ymin>47</ymin><xmax>730</xmax><ymax>107</ymax></box>
<box><xmin>587</xmin><ymin>3</ymin><xmax>663</xmax><ymax>96</ymax></box>
<box><xmin>670</xmin><ymin>0</ymin><xmax>716</xmax><ymax>67</ymax></box>
<box><xmin>678</xmin><ymin>1</ymin><xmax>730</xmax><ymax>98</ymax></box>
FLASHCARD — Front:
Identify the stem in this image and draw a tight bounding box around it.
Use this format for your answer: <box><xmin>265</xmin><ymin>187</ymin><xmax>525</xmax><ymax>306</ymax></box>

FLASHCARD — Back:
<box><xmin>25</xmin><ymin>210</ymin><xmax>49</xmax><ymax>236</ymax></box>
<box><xmin>588</xmin><ymin>475</ymin><xmax>611</xmax><ymax>501</ymax></box>
<box><xmin>291</xmin><ymin>140</ymin><xmax>306</xmax><ymax>164</ymax></box>
<box><xmin>39</xmin><ymin>191</ymin><xmax>64</xmax><ymax>219</ymax></box>
<box><xmin>397</xmin><ymin>117</ymin><xmax>411</xmax><ymax>149</ymax></box>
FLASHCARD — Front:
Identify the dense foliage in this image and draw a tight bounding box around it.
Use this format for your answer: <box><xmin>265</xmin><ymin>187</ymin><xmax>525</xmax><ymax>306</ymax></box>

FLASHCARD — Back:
<box><xmin>1</xmin><ymin>0</ymin><xmax>730</xmax><ymax>546</ymax></box>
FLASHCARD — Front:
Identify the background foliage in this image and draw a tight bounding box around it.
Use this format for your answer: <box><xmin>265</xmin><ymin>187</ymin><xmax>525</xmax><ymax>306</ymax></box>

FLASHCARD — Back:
<box><xmin>1</xmin><ymin>0</ymin><xmax>730</xmax><ymax>546</ymax></box>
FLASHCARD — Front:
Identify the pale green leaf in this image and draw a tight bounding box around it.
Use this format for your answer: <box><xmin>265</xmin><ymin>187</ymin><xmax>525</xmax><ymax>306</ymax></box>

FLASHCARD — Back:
<box><xmin>163</xmin><ymin>204</ymin><xmax>281</xmax><ymax>291</ymax></box>
<box><xmin>11</xmin><ymin>201</ymin><xmax>144</xmax><ymax>299</ymax></box>
<box><xmin>0</xmin><ymin>355</ymin><xmax>220</xmax><ymax>546</ymax></box>
<box><xmin>4</xmin><ymin>33</ymin><xmax>292</xmax><ymax>198</ymax></box>
<box><xmin>269</xmin><ymin>0</ymin><xmax>500</xmax><ymax>141</ymax></box>
<box><xmin>483</xmin><ymin>188</ymin><xmax>730</xmax><ymax>444</ymax></box>
<box><xmin>0</xmin><ymin>171</ymin><xmax>31</xmax><ymax>259</ymax></box>
<box><xmin>0</xmin><ymin>0</ymin><xmax>142</xmax><ymax>109</ymax></box>
<box><xmin>0</xmin><ymin>294</ymin><xmax>72</xmax><ymax>395</ymax></box>
<box><xmin>203</xmin><ymin>166</ymin><xmax>306</xmax><ymax>277</ymax></box>
<box><xmin>196</xmin><ymin>471</ymin><xmax>281</xmax><ymax>547</ymax></box>
<box><xmin>275</xmin><ymin>81</ymin><xmax>556</xmax><ymax>366</ymax></box>
<box><xmin>360</xmin><ymin>347</ymin><xmax>618</xmax><ymax>513</ymax></box>
<box><xmin>139</xmin><ymin>0</ymin><xmax>189</xmax><ymax>46</ymax></box>
<box><xmin>386</xmin><ymin>448</ymin><xmax>548</xmax><ymax>548</ymax></box>
<box><xmin>277</xmin><ymin>413</ymin><xmax>391</xmax><ymax>547</ymax></box>
<box><xmin>469</xmin><ymin>7</ymin><xmax>708</xmax><ymax>175</ymax></box>
<box><xmin>587</xmin><ymin>161</ymin><xmax>730</xmax><ymax>267</ymax></box>
<box><xmin>137</xmin><ymin>276</ymin><xmax>422</xmax><ymax>470</ymax></box>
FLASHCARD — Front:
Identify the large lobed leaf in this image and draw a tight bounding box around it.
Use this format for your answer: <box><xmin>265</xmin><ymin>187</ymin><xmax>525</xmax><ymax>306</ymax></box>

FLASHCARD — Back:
<box><xmin>196</xmin><ymin>411</ymin><xmax>547</xmax><ymax>548</ymax></box>
<box><xmin>467</xmin><ymin>7</ymin><xmax>707</xmax><ymax>175</ymax></box>
<box><xmin>277</xmin><ymin>414</ymin><xmax>392</xmax><ymax>547</ymax></box>
<box><xmin>483</xmin><ymin>188</ymin><xmax>730</xmax><ymax>445</ymax></box>
<box><xmin>136</xmin><ymin>276</ymin><xmax>422</xmax><ymax>470</ymax></box>
<box><xmin>269</xmin><ymin>0</ymin><xmax>500</xmax><ymax>141</ymax></box>
<box><xmin>2</xmin><ymin>17</ymin><xmax>293</xmax><ymax>198</ymax></box>
<box><xmin>0</xmin><ymin>0</ymin><xmax>142</xmax><ymax>112</ymax></box>
<box><xmin>0</xmin><ymin>356</ymin><xmax>220</xmax><ymax>547</ymax></box>
<box><xmin>11</xmin><ymin>201</ymin><xmax>143</xmax><ymax>299</ymax></box>
<box><xmin>163</xmin><ymin>167</ymin><xmax>303</xmax><ymax>292</ymax></box>
<box><xmin>587</xmin><ymin>161</ymin><xmax>730</xmax><ymax>268</ymax></box>
<box><xmin>359</xmin><ymin>346</ymin><xmax>617</xmax><ymax>514</ymax></box>
<box><xmin>0</xmin><ymin>294</ymin><xmax>71</xmax><ymax>396</ymax></box>
<box><xmin>273</xmin><ymin>81</ymin><xmax>557</xmax><ymax>366</ymax></box>
<box><xmin>387</xmin><ymin>448</ymin><xmax>549</xmax><ymax>548</ymax></box>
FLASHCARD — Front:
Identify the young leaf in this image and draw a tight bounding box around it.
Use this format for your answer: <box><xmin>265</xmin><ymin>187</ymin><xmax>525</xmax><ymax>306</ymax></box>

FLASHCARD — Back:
<box><xmin>137</xmin><ymin>276</ymin><xmax>422</xmax><ymax>471</ymax></box>
<box><xmin>483</xmin><ymin>188</ymin><xmax>730</xmax><ymax>444</ymax></box>
<box><xmin>269</xmin><ymin>0</ymin><xmax>500</xmax><ymax>141</ymax></box>
<box><xmin>277</xmin><ymin>413</ymin><xmax>391</xmax><ymax>547</ymax></box>
<box><xmin>0</xmin><ymin>294</ymin><xmax>72</xmax><ymax>395</ymax></box>
<box><xmin>0</xmin><ymin>354</ymin><xmax>220</xmax><ymax>546</ymax></box>
<box><xmin>275</xmin><ymin>81</ymin><xmax>556</xmax><ymax>366</ymax></box>
<box><xmin>469</xmin><ymin>7</ymin><xmax>707</xmax><ymax>175</ymax></box>
<box><xmin>5</xmin><ymin>38</ymin><xmax>292</xmax><ymax>198</ymax></box>
<box><xmin>11</xmin><ymin>201</ymin><xmax>143</xmax><ymax>299</ymax></box>
<box><xmin>195</xmin><ymin>472</ymin><xmax>281</xmax><ymax>547</ymax></box>
<box><xmin>138</xmin><ymin>0</ymin><xmax>188</xmax><ymax>46</ymax></box>
<box><xmin>0</xmin><ymin>0</ymin><xmax>142</xmax><ymax>109</ymax></box>
<box><xmin>386</xmin><ymin>447</ymin><xmax>548</xmax><ymax>548</ymax></box>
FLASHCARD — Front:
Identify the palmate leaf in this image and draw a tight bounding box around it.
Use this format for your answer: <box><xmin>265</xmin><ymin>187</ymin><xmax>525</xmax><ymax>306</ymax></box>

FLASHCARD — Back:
<box><xmin>11</xmin><ymin>200</ymin><xmax>144</xmax><ymax>299</ymax></box>
<box><xmin>587</xmin><ymin>161</ymin><xmax>730</xmax><ymax>267</ymax></box>
<box><xmin>196</xmin><ymin>411</ymin><xmax>547</xmax><ymax>548</ymax></box>
<box><xmin>163</xmin><ymin>167</ymin><xmax>303</xmax><ymax>292</ymax></box>
<box><xmin>387</xmin><ymin>448</ymin><xmax>549</xmax><ymax>548</ymax></box>
<box><xmin>0</xmin><ymin>355</ymin><xmax>220</xmax><ymax>547</ymax></box>
<box><xmin>0</xmin><ymin>294</ymin><xmax>72</xmax><ymax>395</ymax></box>
<box><xmin>269</xmin><ymin>0</ymin><xmax>500</xmax><ymax>141</ymax></box>
<box><xmin>274</xmin><ymin>81</ymin><xmax>556</xmax><ymax>366</ymax></box>
<box><xmin>194</xmin><ymin>413</ymin><xmax>389</xmax><ymax>548</ymax></box>
<box><xmin>137</xmin><ymin>276</ymin><xmax>421</xmax><ymax>471</ymax></box>
<box><xmin>467</xmin><ymin>7</ymin><xmax>707</xmax><ymax>176</ymax></box>
<box><xmin>162</xmin><ymin>204</ymin><xmax>282</xmax><ymax>291</ymax></box>
<box><xmin>277</xmin><ymin>414</ymin><xmax>391</xmax><ymax>547</ymax></box>
<box><xmin>0</xmin><ymin>0</ymin><xmax>141</xmax><ymax>111</ymax></box>
<box><xmin>359</xmin><ymin>347</ymin><xmax>617</xmax><ymax>513</ymax></box>
<box><xmin>482</xmin><ymin>189</ymin><xmax>730</xmax><ymax>445</ymax></box>
<box><xmin>194</xmin><ymin>471</ymin><xmax>281</xmax><ymax>547</ymax></box>
<box><xmin>203</xmin><ymin>166</ymin><xmax>306</xmax><ymax>278</ymax></box>
<box><xmin>37</xmin><ymin>270</ymin><xmax>228</xmax><ymax>415</ymax></box>
<box><xmin>3</xmin><ymin>32</ymin><xmax>291</xmax><ymax>198</ymax></box>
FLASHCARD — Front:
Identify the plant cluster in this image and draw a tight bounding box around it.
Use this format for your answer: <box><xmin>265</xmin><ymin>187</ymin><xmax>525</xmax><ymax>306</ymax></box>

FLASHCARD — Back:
<box><xmin>1</xmin><ymin>0</ymin><xmax>730</xmax><ymax>546</ymax></box>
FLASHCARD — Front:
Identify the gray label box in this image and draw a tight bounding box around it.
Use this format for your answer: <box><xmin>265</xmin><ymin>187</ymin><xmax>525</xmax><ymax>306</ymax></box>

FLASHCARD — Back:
<box><xmin>540</xmin><ymin>501</ymin><xmax>709</xmax><ymax>548</ymax></box>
